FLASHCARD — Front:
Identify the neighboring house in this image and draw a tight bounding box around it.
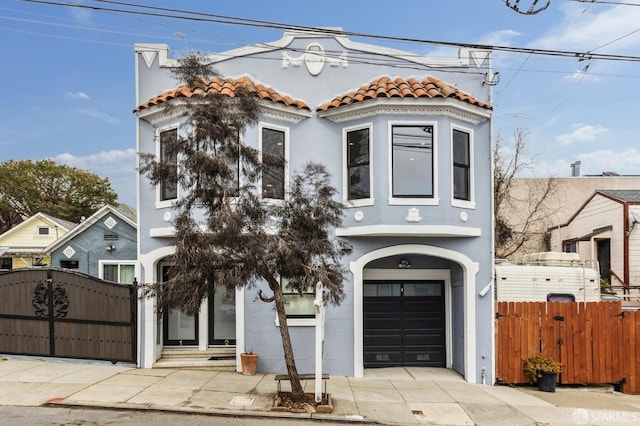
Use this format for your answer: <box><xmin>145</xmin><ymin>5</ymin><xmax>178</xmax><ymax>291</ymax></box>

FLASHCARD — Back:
<box><xmin>0</xmin><ymin>213</ymin><xmax>76</xmax><ymax>270</ymax></box>
<box><xmin>134</xmin><ymin>30</ymin><xmax>495</xmax><ymax>384</ymax></box>
<box><xmin>500</xmin><ymin>174</ymin><xmax>640</xmax><ymax>262</ymax></box>
<box><xmin>548</xmin><ymin>190</ymin><xmax>640</xmax><ymax>302</ymax></box>
<box><xmin>46</xmin><ymin>204</ymin><xmax>137</xmax><ymax>283</ymax></box>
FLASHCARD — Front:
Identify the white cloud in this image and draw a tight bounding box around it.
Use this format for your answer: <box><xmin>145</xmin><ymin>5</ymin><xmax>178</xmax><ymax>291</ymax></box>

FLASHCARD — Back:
<box><xmin>75</xmin><ymin>109</ymin><xmax>121</xmax><ymax>124</ymax></box>
<box><xmin>577</xmin><ymin>148</ymin><xmax>640</xmax><ymax>176</ymax></box>
<box><xmin>479</xmin><ymin>30</ymin><xmax>521</xmax><ymax>47</ymax></box>
<box><xmin>65</xmin><ymin>91</ymin><xmax>90</xmax><ymax>100</ymax></box>
<box><xmin>530</xmin><ymin>4</ymin><xmax>640</xmax><ymax>53</ymax></box>
<box><xmin>526</xmin><ymin>147</ymin><xmax>640</xmax><ymax>178</ymax></box>
<box><xmin>557</xmin><ymin>124</ymin><xmax>607</xmax><ymax>146</ymax></box>
<box><xmin>68</xmin><ymin>1</ymin><xmax>93</xmax><ymax>26</ymax></box>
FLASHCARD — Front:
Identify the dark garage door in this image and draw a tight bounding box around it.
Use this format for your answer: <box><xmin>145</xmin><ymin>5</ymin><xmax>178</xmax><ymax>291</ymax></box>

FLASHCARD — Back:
<box><xmin>364</xmin><ymin>280</ymin><xmax>445</xmax><ymax>368</ymax></box>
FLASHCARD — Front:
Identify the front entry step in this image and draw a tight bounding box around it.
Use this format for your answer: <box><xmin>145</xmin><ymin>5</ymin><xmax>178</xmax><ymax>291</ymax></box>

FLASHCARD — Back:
<box><xmin>153</xmin><ymin>346</ymin><xmax>236</xmax><ymax>370</ymax></box>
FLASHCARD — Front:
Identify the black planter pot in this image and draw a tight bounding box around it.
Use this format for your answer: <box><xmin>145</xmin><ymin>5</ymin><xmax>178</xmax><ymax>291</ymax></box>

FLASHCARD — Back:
<box><xmin>537</xmin><ymin>372</ymin><xmax>557</xmax><ymax>392</ymax></box>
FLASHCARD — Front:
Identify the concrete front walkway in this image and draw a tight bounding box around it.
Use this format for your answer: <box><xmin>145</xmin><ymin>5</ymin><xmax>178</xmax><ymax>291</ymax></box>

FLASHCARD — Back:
<box><xmin>1</xmin><ymin>356</ymin><xmax>640</xmax><ymax>425</ymax></box>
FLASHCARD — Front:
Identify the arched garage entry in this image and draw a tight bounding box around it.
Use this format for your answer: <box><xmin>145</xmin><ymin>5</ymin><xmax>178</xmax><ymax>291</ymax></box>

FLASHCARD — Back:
<box><xmin>363</xmin><ymin>269</ymin><xmax>449</xmax><ymax>369</ymax></box>
<box><xmin>351</xmin><ymin>244</ymin><xmax>478</xmax><ymax>381</ymax></box>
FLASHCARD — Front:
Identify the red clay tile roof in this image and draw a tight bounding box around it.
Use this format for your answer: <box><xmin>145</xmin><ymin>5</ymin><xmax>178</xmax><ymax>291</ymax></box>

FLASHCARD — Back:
<box><xmin>134</xmin><ymin>76</ymin><xmax>310</xmax><ymax>113</ymax></box>
<box><xmin>317</xmin><ymin>76</ymin><xmax>491</xmax><ymax>111</ymax></box>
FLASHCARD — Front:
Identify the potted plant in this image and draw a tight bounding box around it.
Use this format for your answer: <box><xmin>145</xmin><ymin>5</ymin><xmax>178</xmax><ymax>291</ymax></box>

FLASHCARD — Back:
<box><xmin>524</xmin><ymin>353</ymin><xmax>561</xmax><ymax>392</ymax></box>
<box><xmin>240</xmin><ymin>349</ymin><xmax>259</xmax><ymax>376</ymax></box>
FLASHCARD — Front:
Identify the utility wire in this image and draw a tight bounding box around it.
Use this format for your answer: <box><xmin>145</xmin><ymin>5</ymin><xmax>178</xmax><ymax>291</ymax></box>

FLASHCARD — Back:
<box><xmin>21</xmin><ymin>0</ymin><xmax>640</xmax><ymax>63</ymax></box>
<box><xmin>569</xmin><ymin>0</ymin><xmax>640</xmax><ymax>6</ymax></box>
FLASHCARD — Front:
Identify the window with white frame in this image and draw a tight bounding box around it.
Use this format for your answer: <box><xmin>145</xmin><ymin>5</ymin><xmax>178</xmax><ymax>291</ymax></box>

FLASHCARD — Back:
<box><xmin>452</xmin><ymin>128</ymin><xmax>471</xmax><ymax>202</ymax></box>
<box><xmin>345</xmin><ymin>126</ymin><xmax>372</xmax><ymax>203</ymax></box>
<box><xmin>197</xmin><ymin>129</ymin><xmax>241</xmax><ymax>198</ymax></box>
<box><xmin>282</xmin><ymin>277</ymin><xmax>315</xmax><ymax>320</ymax></box>
<box><xmin>102</xmin><ymin>262</ymin><xmax>135</xmax><ymax>284</ymax></box>
<box><xmin>158</xmin><ymin>127</ymin><xmax>178</xmax><ymax>203</ymax></box>
<box><xmin>36</xmin><ymin>226</ymin><xmax>50</xmax><ymax>236</ymax></box>
<box><xmin>391</xmin><ymin>124</ymin><xmax>434</xmax><ymax>198</ymax></box>
<box><xmin>226</xmin><ymin>131</ymin><xmax>241</xmax><ymax>197</ymax></box>
<box><xmin>261</xmin><ymin>126</ymin><xmax>286</xmax><ymax>200</ymax></box>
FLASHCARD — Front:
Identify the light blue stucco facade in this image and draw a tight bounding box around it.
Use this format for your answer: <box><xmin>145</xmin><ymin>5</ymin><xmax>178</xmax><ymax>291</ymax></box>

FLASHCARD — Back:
<box><xmin>134</xmin><ymin>30</ymin><xmax>495</xmax><ymax>384</ymax></box>
<box><xmin>48</xmin><ymin>204</ymin><xmax>137</xmax><ymax>281</ymax></box>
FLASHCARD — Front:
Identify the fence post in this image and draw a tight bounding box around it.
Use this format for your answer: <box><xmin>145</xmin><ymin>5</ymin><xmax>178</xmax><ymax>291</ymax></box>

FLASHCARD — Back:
<box><xmin>46</xmin><ymin>269</ymin><xmax>55</xmax><ymax>356</ymax></box>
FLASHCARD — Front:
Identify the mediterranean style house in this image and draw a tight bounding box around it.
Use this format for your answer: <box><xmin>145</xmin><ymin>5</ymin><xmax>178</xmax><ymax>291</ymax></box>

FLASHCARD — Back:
<box><xmin>133</xmin><ymin>29</ymin><xmax>495</xmax><ymax>384</ymax></box>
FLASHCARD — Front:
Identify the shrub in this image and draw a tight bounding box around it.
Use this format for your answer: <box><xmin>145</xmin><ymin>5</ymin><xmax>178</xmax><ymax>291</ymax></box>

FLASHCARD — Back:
<box><xmin>523</xmin><ymin>353</ymin><xmax>561</xmax><ymax>380</ymax></box>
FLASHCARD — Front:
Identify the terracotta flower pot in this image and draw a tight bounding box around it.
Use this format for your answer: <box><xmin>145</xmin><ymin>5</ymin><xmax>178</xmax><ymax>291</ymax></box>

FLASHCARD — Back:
<box><xmin>240</xmin><ymin>352</ymin><xmax>259</xmax><ymax>376</ymax></box>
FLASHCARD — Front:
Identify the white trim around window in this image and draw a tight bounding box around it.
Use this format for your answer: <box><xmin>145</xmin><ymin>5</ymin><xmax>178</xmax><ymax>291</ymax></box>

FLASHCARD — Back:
<box><xmin>99</xmin><ymin>260</ymin><xmax>137</xmax><ymax>284</ymax></box>
<box><xmin>388</xmin><ymin>120</ymin><xmax>439</xmax><ymax>206</ymax></box>
<box><xmin>258</xmin><ymin>122</ymin><xmax>289</xmax><ymax>202</ymax></box>
<box><xmin>343</xmin><ymin>123</ymin><xmax>374</xmax><ymax>207</ymax></box>
<box><xmin>451</xmin><ymin>124</ymin><xmax>476</xmax><ymax>209</ymax></box>
<box><xmin>155</xmin><ymin>122</ymin><xmax>181</xmax><ymax>209</ymax></box>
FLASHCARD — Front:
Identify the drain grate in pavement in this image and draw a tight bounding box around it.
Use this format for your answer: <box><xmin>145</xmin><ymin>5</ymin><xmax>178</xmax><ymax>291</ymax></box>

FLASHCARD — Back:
<box><xmin>230</xmin><ymin>396</ymin><xmax>255</xmax><ymax>406</ymax></box>
<box><xmin>208</xmin><ymin>356</ymin><xmax>235</xmax><ymax>360</ymax></box>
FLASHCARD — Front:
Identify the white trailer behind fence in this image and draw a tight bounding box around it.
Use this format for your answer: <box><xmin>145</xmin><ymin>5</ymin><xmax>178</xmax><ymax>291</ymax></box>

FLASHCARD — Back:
<box><xmin>495</xmin><ymin>252</ymin><xmax>601</xmax><ymax>302</ymax></box>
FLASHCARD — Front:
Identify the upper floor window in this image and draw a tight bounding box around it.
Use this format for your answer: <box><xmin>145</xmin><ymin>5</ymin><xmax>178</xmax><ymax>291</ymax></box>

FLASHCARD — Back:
<box><xmin>261</xmin><ymin>126</ymin><xmax>286</xmax><ymax>200</ymax></box>
<box><xmin>451</xmin><ymin>126</ymin><xmax>475</xmax><ymax>209</ymax></box>
<box><xmin>226</xmin><ymin>132</ymin><xmax>241</xmax><ymax>197</ymax></box>
<box><xmin>158</xmin><ymin>128</ymin><xmax>178</xmax><ymax>202</ymax></box>
<box><xmin>453</xmin><ymin>129</ymin><xmax>470</xmax><ymax>201</ymax></box>
<box><xmin>36</xmin><ymin>226</ymin><xmax>50</xmax><ymax>236</ymax></box>
<box><xmin>392</xmin><ymin>125</ymin><xmax>434</xmax><ymax>198</ymax></box>
<box><xmin>345</xmin><ymin>126</ymin><xmax>372</xmax><ymax>203</ymax></box>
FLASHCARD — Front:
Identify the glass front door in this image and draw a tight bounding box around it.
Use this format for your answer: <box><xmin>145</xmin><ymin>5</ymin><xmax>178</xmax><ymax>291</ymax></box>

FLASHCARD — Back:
<box><xmin>209</xmin><ymin>284</ymin><xmax>236</xmax><ymax>345</ymax></box>
<box><xmin>161</xmin><ymin>263</ymin><xmax>198</xmax><ymax>346</ymax></box>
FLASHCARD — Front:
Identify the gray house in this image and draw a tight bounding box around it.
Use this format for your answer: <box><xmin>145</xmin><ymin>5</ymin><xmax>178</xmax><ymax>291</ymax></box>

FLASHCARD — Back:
<box><xmin>47</xmin><ymin>204</ymin><xmax>137</xmax><ymax>283</ymax></box>
<box><xmin>134</xmin><ymin>30</ymin><xmax>495</xmax><ymax>384</ymax></box>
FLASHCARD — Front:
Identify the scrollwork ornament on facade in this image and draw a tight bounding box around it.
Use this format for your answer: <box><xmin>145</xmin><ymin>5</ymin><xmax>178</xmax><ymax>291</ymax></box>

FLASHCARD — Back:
<box><xmin>282</xmin><ymin>43</ymin><xmax>348</xmax><ymax>76</ymax></box>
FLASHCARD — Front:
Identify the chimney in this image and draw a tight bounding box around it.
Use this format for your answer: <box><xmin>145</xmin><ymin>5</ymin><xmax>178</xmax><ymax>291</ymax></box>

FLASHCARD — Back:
<box><xmin>570</xmin><ymin>161</ymin><xmax>581</xmax><ymax>177</ymax></box>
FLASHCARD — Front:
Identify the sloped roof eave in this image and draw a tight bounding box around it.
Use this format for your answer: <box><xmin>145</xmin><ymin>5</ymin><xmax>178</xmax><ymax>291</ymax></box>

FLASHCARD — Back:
<box><xmin>317</xmin><ymin>97</ymin><xmax>491</xmax><ymax>124</ymax></box>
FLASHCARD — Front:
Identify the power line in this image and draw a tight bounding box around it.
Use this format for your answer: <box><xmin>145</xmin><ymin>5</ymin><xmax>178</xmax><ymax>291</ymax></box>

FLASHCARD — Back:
<box><xmin>21</xmin><ymin>0</ymin><xmax>640</xmax><ymax>63</ymax></box>
<box><xmin>569</xmin><ymin>0</ymin><xmax>640</xmax><ymax>6</ymax></box>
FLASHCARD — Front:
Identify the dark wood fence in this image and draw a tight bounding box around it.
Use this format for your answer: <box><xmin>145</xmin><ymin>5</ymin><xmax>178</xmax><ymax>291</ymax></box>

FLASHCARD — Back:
<box><xmin>496</xmin><ymin>301</ymin><xmax>640</xmax><ymax>394</ymax></box>
<box><xmin>0</xmin><ymin>268</ymin><xmax>136</xmax><ymax>363</ymax></box>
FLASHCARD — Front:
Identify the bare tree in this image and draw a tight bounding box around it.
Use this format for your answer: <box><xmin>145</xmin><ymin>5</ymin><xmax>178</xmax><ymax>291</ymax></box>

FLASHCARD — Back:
<box><xmin>139</xmin><ymin>53</ymin><xmax>351</xmax><ymax>402</ymax></box>
<box><xmin>494</xmin><ymin>127</ymin><xmax>558</xmax><ymax>259</ymax></box>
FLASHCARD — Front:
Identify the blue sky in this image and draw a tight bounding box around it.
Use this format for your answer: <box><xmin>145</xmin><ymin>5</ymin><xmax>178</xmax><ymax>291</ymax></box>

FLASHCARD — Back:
<box><xmin>2</xmin><ymin>0</ymin><xmax>640</xmax><ymax>206</ymax></box>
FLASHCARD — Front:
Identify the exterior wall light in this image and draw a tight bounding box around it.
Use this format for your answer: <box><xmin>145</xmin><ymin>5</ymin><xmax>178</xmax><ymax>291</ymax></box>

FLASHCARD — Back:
<box><xmin>398</xmin><ymin>259</ymin><xmax>410</xmax><ymax>269</ymax></box>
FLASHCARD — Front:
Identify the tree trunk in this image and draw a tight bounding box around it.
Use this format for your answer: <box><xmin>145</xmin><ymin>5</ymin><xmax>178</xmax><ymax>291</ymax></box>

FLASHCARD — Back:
<box><xmin>271</xmin><ymin>281</ymin><xmax>305</xmax><ymax>400</ymax></box>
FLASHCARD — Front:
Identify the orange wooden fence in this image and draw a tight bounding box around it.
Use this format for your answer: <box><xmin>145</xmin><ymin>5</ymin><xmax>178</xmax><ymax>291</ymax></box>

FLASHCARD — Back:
<box><xmin>495</xmin><ymin>301</ymin><xmax>640</xmax><ymax>394</ymax></box>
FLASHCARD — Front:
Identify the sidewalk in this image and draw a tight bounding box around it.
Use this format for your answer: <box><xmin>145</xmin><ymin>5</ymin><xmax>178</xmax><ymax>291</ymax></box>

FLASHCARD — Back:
<box><xmin>1</xmin><ymin>356</ymin><xmax>640</xmax><ymax>425</ymax></box>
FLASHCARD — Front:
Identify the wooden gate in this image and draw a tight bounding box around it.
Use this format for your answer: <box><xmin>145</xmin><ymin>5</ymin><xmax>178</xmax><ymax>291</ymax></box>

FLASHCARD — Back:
<box><xmin>0</xmin><ymin>268</ymin><xmax>136</xmax><ymax>363</ymax></box>
<box><xmin>496</xmin><ymin>301</ymin><xmax>640</xmax><ymax>394</ymax></box>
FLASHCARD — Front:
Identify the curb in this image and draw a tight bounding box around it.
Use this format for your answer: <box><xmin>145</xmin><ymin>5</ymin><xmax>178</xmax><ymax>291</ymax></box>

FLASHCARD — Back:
<box><xmin>44</xmin><ymin>399</ymin><xmax>378</xmax><ymax>424</ymax></box>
